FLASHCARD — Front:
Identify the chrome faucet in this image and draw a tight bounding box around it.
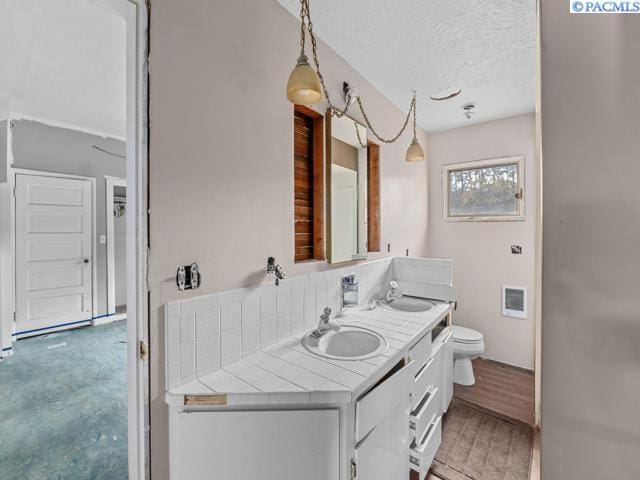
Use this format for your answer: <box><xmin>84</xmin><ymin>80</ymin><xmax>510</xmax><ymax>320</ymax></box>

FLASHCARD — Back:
<box><xmin>310</xmin><ymin>307</ymin><xmax>339</xmax><ymax>338</ymax></box>
<box><xmin>369</xmin><ymin>280</ymin><xmax>400</xmax><ymax>309</ymax></box>
<box><xmin>384</xmin><ymin>280</ymin><xmax>399</xmax><ymax>303</ymax></box>
<box><xmin>266</xmin><ymin>257</ymin><xmax>286</xmax><ymax>286</ymax></box>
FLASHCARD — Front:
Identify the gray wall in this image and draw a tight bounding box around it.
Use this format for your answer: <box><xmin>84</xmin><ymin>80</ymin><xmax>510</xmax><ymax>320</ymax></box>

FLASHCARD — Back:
<box><xmin>541</xmin><ymin>3</ymin><xmax>640</xmax><ymax>479</ymax></box>
<box><xmin>11</xmin><ymin>119</ymin><xmax>126</xmax><ymax>316</ymax></box>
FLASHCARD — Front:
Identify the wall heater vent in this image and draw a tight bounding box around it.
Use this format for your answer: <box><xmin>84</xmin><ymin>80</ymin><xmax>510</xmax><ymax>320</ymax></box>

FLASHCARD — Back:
<box><xmin>502</xmin><ymin>286</ymin><xmax>527</xmax><ymax>318</ymax></box>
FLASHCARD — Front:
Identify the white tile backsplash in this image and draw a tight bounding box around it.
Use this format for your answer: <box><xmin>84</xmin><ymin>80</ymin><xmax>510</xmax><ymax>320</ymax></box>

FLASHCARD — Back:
<box><xmin>180</xmin><ymin>314</ymin><xmax>196</xmax><ymax>346</ymax></box>
<box><xmin>196</xmin><ymin>335</ymin><xmax>220</xmax><ymax>376</ymax></box>
<box><xmin>220</xmin><ymin>328</ymin><xmax>242</xmax><ymax>366</ymax></box>
<box><xmin>180</xmin><ymin>343</ymin><xmax>196</xmax><ymax>384</ymax></box>
<box><xmin>220</xmin><ymin>301</ymin><xmax>242</xmax><ymax>333</ymax></box>
<box><xmin>260</xmin><ymin>290</ymin><xmax>276</xmax><ymax>346</ymax></box>
<box><xmin>165</xmin><ymin>257</ymin><xmax>454</xmax><ymax>391</ymax></box>
<box><xmin>241</xmin><ymin>321</ymin><xmax>260</xmax><ymax>356</ymax></box>
<box><xmin>276</xmin><ymin>312</ymin><xmax>291</xmax><ymax>341</ymax></box>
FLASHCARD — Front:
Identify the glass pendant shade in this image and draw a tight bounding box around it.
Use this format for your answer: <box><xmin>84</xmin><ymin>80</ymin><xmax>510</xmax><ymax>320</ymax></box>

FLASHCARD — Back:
<box><xmin>287</xmin><ymin>55</ymin><xmax>322</xmax><ymax>105</ymax></box>
<box><xmin>405</xmin><ymin>139</ymin><xmax>426</xmax><ymax>162</ymax></box>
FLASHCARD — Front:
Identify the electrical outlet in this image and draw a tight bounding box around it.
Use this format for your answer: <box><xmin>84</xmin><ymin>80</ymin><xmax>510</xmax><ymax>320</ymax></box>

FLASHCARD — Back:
<box><xmin>99</xmin><ymin>235</ymin><xmax>106</xmax><ymax>244</ymax></box>
<box><xmin>511</xmin><ymin>245</ymin><xmax>523</xmax><ymax>255</ymax></box>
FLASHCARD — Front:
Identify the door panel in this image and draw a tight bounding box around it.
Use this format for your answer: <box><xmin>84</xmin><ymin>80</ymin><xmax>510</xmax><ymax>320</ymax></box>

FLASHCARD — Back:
<box><xmin>28</xmin><ymin>238</ymin><xmax>84</xmax><ymax>262</ymax></box>
<box><xmin>355</xmin><ymin>423</ymin><xmax>387</xmax><ymax>480</ymax></box>
<box><xmin>27</xmin><ymin>211</ymin><xmax>85</xmax><ymax>233</ymax></box>
<box><xmin>170</xmin><ymin>409</ymin><xmax>339</xmax><ymax>480</ymax></box>
<box><xmin>355</xmin><ymin>396</ymin><xmax>410</xmax><ymax>480</ymax></box>
<box><xmin>15</xmin><ymin>174</ymin><xmax>93</xmax><ymax>337</ymax></box>
<box><xmin>27</xmin><ymin>183</ymin><xmax>85</xmax><ymax>206</ymax></box>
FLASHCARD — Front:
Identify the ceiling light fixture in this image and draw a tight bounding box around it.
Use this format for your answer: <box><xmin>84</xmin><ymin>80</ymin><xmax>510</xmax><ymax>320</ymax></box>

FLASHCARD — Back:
<box><xmin>429</xmin><ymin>88</ymin><xmax>462</xmax><ymax>101</ymax></box>
<box><xmin>286</xmin><ymin>0</ymin><xmax>425</xmax><ymax>163</ymax></box>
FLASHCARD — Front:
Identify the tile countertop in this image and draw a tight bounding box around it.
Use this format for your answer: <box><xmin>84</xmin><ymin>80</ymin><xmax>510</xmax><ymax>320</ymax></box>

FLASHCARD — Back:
<box><xmin>166</xmin><ymin>301</ymin><xmax>452</xmax><ymax>407</ymax></box>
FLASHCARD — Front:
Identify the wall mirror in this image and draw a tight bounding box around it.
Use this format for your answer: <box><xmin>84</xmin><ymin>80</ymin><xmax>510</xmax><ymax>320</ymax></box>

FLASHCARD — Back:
<box><xmin>326</xmin><ymin>112</ymin><xmax>369</xmax><ymax>264</ymax></box>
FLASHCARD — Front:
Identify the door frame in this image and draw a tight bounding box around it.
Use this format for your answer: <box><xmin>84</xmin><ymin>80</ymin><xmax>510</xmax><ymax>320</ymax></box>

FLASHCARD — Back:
<box><xmin>78</xmin><ymin>2</ymin><xmax>150</xmax><ymax>475</ymax></box>
<box><xmin>87</xmin><ymin>1</ymin><xmax>150</xmax><ymax>477</ymax></box>
<box><xmin>106</xmin><ymin>176</ymin><xmax>127</xmax><ymax>318</ymax></box>
<box><xmin>11</xmin><ymin>169</ymin><xmax>98</xmax><ymax>331</ymax></box>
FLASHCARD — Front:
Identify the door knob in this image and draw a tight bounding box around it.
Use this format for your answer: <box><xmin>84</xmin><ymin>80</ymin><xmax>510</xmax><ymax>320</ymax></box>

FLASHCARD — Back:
<box><xmin>83</xmin><ymin>258</ymin><xmax>90</xmax><ymax>264</ymax></box>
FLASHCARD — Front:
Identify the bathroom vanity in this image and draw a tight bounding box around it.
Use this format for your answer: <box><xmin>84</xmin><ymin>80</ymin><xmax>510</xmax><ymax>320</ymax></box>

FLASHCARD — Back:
<box><xmin>165</xmin><ymin>287</ymin><xmax>454</xmax><ymax>480</ymax></box>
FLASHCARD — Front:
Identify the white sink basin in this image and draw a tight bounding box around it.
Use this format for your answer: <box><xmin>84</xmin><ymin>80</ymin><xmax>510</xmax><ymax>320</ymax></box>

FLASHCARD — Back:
<box><xmin>380</xmin><ymin>296</ymin><xmax>435</xmax><ymax>313</ymax></box>
<box><xmin>302</xmin><ymin>325</ymin><xmax>388</xmax><ymax>361</ymax></box>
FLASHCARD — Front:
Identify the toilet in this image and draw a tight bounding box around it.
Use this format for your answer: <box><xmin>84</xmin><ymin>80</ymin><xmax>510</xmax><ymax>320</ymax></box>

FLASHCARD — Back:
<box><xmin>452</xmin><ymin>325</ymin><xmax>485</xmax><ymax>386</ymax></box>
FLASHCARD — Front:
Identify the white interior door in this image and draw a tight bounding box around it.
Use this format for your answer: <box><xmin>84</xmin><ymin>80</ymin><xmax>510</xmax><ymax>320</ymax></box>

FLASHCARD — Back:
<box><xmin>15</xmin><ymin>174</ymin><xmax>93</xmax><ymax>338</ymax></box>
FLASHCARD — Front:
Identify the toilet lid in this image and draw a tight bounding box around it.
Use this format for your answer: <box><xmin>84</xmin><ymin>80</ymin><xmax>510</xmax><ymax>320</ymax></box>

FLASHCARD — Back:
<box><xmin>452</xmin><ymin>325</ymin><xmax>483</xmax><ymax>344</ymax></box>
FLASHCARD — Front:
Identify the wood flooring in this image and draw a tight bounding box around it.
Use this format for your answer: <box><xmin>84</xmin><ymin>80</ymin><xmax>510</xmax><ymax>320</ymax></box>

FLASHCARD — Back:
<box><xmin>454</xmin><ymin>358</ymin><xmax>535</xmax><ymax>427</ymax></box>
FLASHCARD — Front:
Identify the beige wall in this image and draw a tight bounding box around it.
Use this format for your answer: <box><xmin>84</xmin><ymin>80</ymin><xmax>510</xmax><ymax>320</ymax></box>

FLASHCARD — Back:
<box><xmin>541</xmin><ymin>3</ymin><xmax>640</xmax><ymax>479</ymax></box>
<box><xmin>426</xmin><ymin>114</ymin><xmax>536</xmax><ymax>369</ymax></box>
<box><xmin>148</xmin><ymin>0</ymin><xmax>428</xmax><ymax>475</ymax></box>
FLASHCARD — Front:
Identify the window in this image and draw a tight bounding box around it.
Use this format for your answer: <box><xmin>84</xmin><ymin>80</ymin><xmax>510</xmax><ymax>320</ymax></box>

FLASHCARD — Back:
<box><xmin>443</xmin><ymin>155</ymin><xmax>524</xmax><ymax>221</ymax></box>
<box><xmin>293</xmin><ymin>105</ymin><xmax>324</xmax><ymax>262</ymax></box>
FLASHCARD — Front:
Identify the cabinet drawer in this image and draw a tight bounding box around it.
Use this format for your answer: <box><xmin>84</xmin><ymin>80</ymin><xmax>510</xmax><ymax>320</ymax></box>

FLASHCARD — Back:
<box><xmin>412</xmin><ymin>355</ymin><xmax>439</xmax><ymax>410</ymax></box>
<box><xmin>410</xmin><ymin>416</ymin><xmax>442</xmax><ymax>478</ymax></box>
<box><xmin>409</xmin><ymin>331</ymin><xmax>431</xmax><ymax>369</ymax></box>
<box><xmin>410</xmin><ymin>387</ymin><xmax>440</xmax><ymax>444</ymax></box>
<box><xmin>355</xmin><ymin>360</ymin><xmax>416</xmax><ymax>442</ymax></box>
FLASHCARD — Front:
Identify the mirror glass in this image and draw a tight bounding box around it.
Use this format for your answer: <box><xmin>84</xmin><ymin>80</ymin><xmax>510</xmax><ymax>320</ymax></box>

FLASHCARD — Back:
<box><xmin>328</xmin><ymin>113</ymin><xmax>368</xmax><ymax>263</ymax></box>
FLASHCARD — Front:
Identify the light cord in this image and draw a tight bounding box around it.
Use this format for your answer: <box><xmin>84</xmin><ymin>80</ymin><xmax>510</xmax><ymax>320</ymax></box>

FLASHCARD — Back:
<box><xmin>299</xmin><ymin>0</ymin><xmax>419</xmax><ymax>145</ymax></box>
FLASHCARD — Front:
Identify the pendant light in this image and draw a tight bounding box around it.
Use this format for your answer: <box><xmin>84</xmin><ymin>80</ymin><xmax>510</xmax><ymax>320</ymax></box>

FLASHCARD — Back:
<box><xmin>287</xmin><ymin>0</ymin><xmax>426</xmax><ymax>163</ymax></box>
<box><xmin>286</xmin><ymin>0</ymin><xmax>322</xmax><ymax>105</ymax></box>
<box><xmin>286</xmin><ymin>54</ymin><xmax>322</xmax><ymax>105</ymax></box>
<box><xmin>405</xmin><ymin>92</ymin><xmax>426</xmax><ymax>162</ymax></box>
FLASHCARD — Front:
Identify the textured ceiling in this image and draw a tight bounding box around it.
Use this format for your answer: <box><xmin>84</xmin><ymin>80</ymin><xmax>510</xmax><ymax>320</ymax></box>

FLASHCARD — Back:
<box><xmin>0</xmin><ymin>0</ymin><xmax>126</xmax><ymax>138</ymax></box>
<box><xmin>277</xmin><ymin>0</ymin><xmax>536</xmax><ymax>132</ymax></box>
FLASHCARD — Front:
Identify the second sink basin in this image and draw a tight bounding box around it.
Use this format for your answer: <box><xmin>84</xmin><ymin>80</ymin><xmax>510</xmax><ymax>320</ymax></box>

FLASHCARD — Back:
<box><xmin>380</xmin><ymin>296</ymin><xmax>436</xmax><ymax>313</ymax></box>
<box><xmin>302</xmin><ymin>325</ymin><xmax>387</xmax><ymax>361</ymax></box>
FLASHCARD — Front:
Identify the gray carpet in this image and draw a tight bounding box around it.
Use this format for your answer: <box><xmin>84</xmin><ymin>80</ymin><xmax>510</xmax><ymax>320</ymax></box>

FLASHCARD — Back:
<box><xmin>432</xmin><ymin>399</ymin><xmax>533</xmax><ymax>480</ymax></box>
<box><xmin>0</xmin><ymin>322</ymin><xmax>128</xmax><ymax>480</ymax></box>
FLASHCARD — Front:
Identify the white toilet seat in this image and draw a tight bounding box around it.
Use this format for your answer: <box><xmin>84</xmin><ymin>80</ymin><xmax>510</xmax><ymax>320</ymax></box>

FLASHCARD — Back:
<box><xmin>452</xmin><ymin>325</ymin><xmax>483</xmax><ymax>344</ymax></box>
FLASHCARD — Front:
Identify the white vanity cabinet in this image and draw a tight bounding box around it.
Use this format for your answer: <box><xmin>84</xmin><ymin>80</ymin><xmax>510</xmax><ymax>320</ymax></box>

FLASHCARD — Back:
<box><xmin>169</xmin><ymin>409</ymin><xmax>340</xmax><ymax>480</ymax></box>
<box><xmin>166</xmin><ymin>314</ymin><xmax>456</xmax><ymax>480</ymax></box>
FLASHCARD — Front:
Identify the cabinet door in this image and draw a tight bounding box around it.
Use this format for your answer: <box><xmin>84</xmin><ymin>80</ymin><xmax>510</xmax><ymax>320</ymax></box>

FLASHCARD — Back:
<box><xmin>355</xmin><ymin>396</ymin><xmax>410</xmax><ymax>480</ymax></box>
<box><xmin>387</xmin><ymin>396</ymin><xmax>411</xmax><ymax>479</ymax></box>
<box><xmin>169</xmin><ymin>409</ymin><xmax>339</xmax><ymax>480</ymax></box>
<box><xmin>355</xmin><ymin>422</ymin><xmax>387</xmax><ymax>480</ymax></box>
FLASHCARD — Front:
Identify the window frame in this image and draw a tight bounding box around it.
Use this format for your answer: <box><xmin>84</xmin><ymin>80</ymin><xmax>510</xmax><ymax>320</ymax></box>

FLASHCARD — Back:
<box><xmin>442</xmin><ymin>154</ymin><xmax>525</xmax><ymax>222</ymax></box>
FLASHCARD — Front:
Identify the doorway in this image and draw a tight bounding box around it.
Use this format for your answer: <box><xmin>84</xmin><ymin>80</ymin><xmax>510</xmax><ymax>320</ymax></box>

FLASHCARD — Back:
<box><xmin>106</xmin><ymin>177</ymin><xmax>127</xmax><ymax>322</ymax></box>
<box><xmin>0</xmin><ymin>0</ymin><xmax>148</xmax><ymax>478</ymax></box>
